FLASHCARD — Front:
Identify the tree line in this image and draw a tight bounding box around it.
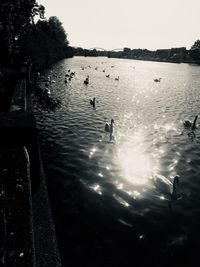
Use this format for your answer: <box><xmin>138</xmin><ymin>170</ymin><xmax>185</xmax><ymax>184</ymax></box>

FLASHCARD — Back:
<box><xmin>74</xmin><ymin>41</ymin><xmax>200</xmax><ymax>64</ymax></box>
<box><xmin>0</xmin><ymin>0</ymin><xmax>73</xmax><ymax>71</ymax></box>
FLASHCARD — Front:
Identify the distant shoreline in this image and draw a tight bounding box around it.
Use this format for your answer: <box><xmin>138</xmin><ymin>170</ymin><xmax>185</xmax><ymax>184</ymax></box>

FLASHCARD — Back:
<box><xmin>73</xmin><ymin>46</ymin><xmax>200</xmax><ymax>65</ymax></box>
<box><xmin>74</xmin><ymin>54</ymin><xmax>200</xmax><ymax>65</ymax></box>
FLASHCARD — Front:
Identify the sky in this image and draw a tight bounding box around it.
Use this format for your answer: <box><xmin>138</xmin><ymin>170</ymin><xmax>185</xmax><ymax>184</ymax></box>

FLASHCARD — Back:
<box><xmin>38</xmin><ymin>0</ymin><xmax>200</xmax><ymax>51</ymax></box>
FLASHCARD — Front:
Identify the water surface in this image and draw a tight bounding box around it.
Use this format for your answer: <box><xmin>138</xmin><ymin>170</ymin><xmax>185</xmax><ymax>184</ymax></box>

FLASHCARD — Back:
<box><xmin>35</xmin><ymin>57</ymin><xmax>200</xmax><ymax>267</ymax></box>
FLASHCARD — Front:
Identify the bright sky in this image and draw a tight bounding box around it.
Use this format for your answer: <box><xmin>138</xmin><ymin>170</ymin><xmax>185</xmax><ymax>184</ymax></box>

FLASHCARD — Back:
<box><xmin>38</xmin><ymin>0</ymin><xmax>200</xmax><ymax>50</ymax></box>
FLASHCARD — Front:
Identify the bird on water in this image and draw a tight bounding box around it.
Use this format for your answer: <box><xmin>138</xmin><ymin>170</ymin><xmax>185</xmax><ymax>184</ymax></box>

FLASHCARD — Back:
<box><xmin>105</xmin><ymin>119</ymin><xmax>114</xmax><ymax>140</ymax></box>
<box><xmin>105</xmin><ymin>119</ymin><xmax>114</xmax><ymax>133</ymax></box>
<box><xmin>183</xmin><ymin>115</ymin><xmax>198</xmax><ymax>130</ymax></box>
<box><xmin>154</xmin><ymin>174</ymin><xmax>180</xmax><ymax>201</ymax></box>
<box><xmin>90</xmin><ymin>97</ymin><xmax>96</xmax><ymax>108</ymax></box>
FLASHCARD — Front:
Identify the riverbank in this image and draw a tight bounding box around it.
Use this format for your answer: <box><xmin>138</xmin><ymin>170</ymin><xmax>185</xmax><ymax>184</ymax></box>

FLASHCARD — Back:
<box><xmin>0</xmin><ymin>65</ymin><xmax>61</xmax><ymax>266</ymax></box>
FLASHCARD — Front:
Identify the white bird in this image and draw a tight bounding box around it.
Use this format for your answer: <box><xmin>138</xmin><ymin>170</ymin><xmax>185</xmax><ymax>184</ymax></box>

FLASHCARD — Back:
<box><xmin>154</xmin><ymin>174</ymin><xmax>180</xmax><ymax>200</ymax></box>
<box><xmin>183</xmin><ymin>115</ymin><xmax>198</xmax><ymax>130</ymax></box>
<box><xmin>105</xmin><ymin>119</ymin><xmax>114</xmax><ymax>134</ymax></box>
<box><xmin>90</xmin><ymin>97</ymin><xmax>96</xmax><ymax>108</ymax></box>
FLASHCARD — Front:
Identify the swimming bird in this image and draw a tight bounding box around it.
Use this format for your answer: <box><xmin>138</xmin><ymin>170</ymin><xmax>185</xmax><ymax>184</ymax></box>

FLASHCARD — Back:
<box><xmin>84</xmin><ymin>79</ymin><xmax>89</xmax><ymax>85</ymax></box>
<box><xmin>90</xmin><ymin>97</ymin><xmax>96</xmax><ymax>108</ymax></box>
<box><xmin>154</xmin><ymin>78</ymin><xmax>161</xmax><ymax>82</ymax></box>
<box><xmin>183</xmin><ymin>115</ymin><xmax>198</xmax><ymax>130</ymax></box>
<box><xmin>153</xmin><ymin>174</ymin><xmax>180</xmax><ymax>200</ymax></box>
<box><xmin>106</xmin><ymin>74</ymin><xmax>110</xmax><ymax>78</ymax></box>
<box><xmin>171</xmin><ymin>175</ymin><xmax>180</xmax><ymax>200</ymax></box>
<box><xmin>84</xmin><ymin>75</ymin><xmax>89</xmax><ymax>84</ymax></box>
<box><xmin>115</xmin><ymin>76</ymin><xmax>119</xmax><ymax>81</ymax></box>
<box><xmin>105</xmin><ymin>119</ymin><xmax>114</xmax><ymax>135</ymax></box>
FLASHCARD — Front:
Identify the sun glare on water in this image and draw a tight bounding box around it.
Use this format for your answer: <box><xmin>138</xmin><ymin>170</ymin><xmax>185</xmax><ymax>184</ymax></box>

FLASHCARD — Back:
<box><xmin>116</xmin><ymin>131</ymin><xmax>157</xmax><ymax>188</ymax></box>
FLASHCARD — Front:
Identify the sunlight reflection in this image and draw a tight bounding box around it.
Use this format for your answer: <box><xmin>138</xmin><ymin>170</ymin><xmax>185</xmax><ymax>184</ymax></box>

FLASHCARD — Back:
<box><xmin>168</xmin><ymin>159</ymin><xmax>178</xmax><ymax>171</ymax></box>
<box><xmin>89</xmin><ymin>147</ymin><xmax>97</xmax><ymax>158</ymax></box>
<box><xmin>90</xmin><ymin>184</ymin><xmax>102</xmax><ymax>195</ymax></box>
<box><xmin>115</xmin><ymin>181</ymin><xmax>124</xmax><ymax>190</ymax></box>
<box><xmin>116</xmin><ymin>131</ymin><xmax>157</xmax><ymax>187</ymax></box>
<box><xmin>139</xmin><ymin>235</ymin><xmax>145</xmax><ymax>240</ymax></box>
<box><xmin>113</xmin><ymin>194</ymin><xmax>130</xmax><ymax>207</ymax></box>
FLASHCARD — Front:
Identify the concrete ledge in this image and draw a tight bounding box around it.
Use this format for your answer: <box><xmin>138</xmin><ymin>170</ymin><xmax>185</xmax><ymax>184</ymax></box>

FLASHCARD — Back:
<box><xmin>0</xmin><ymin>147</ymin><xmax>35</xmax><ymax>266</ymax></box>
<box><xmin>33</xmin><ymin>156</ymin><xmax>62</xmax><ymax>267</ymax></box>
<box><xmin>9</xmin><ymin>79</ymin><xmax>26</xmax><ymax>112</ymax></box>
<box><xmin>0</xmin><ymin>112</ymin><xmax>40</xmax><ymax>193</ymax></box>
<box><xmin>0</xmin><ymin>67</ymin><xmax>62</xmax><ymax>266</ymax></box>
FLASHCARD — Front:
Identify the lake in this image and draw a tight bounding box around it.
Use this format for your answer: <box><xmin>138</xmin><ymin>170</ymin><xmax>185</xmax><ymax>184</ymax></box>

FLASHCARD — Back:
<box><xmin>35</xmin><ymin>56</ymin><xmax>200</xmax><ymax>267</ymax></box>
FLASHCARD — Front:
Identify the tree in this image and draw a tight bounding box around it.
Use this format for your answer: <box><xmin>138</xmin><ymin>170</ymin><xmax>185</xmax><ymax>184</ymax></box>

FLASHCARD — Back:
<box><xmin>0</xmin><ymin>0</ymin><xmax>45</xmax><ymax>65</ymax></box>
<box><xmin>190</xmin><ymin>40</ymin><xmax>200</xmax><ymax>62</ymax></box>
<box><xmin>21</xmin><ymin>16</ymin><xmax>73</xmax><ymax>71</ymax></box>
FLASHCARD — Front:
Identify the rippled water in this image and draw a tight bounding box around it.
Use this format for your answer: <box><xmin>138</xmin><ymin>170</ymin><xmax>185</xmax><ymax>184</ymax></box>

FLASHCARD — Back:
<box><xmin>35</xmin><ymin>57</ymin><xmax>200</xmax><ymax>266</ymax></box>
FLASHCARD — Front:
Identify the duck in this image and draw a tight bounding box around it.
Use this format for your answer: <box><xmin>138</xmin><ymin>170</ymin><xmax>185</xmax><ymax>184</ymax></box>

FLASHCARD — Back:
<box><xmin>90</xmin><ymin>97</ymin><xmax>96</xmax><ymax>108</ymax></box>
<box><xmin>183</xmin><ymin>115</ymin><xmax>198</xmax><ymax>130</ymax></box>
<box><xmin>105</xmin><ymin>119</ymin><xmax>114</xmax><ymax>134</ymax></box>
<box><xmin>84</xmin><ymin>75</ymin><xmax>89</xmax><ymax>84</ymax></box>
<box><xmin>153</xmin><ymin>174</ymin><xmax>180</xmax><ymax>200</ymax></box>
<box><xmin>154</xmin><ymin>78</ymin><xmax>161</xmax><ymax>82</ymax></box>
<box><xmin>84</xmin><ymin>79</ymin><xmax>89</xmax><ymax>85</ymax></box>
<box><xmin>115</xmin><ymin>76</ymin><xmax>119</xmax><ymax>81</ymax></box>
<box><xmin>106</xmin><ymin>74</ymin><xmax>110</xmax><ymax>78</ymax></box>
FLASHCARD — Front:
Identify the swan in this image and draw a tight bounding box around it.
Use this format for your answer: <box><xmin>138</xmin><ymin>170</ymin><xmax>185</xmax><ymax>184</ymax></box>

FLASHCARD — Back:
<box><xmin>105</xmin><ymin>119</ymin><xmax>114</xmax><ymax>134</ymax></box>
<box><xmin>183</xmin><ymin>115</ymin><xmax>198</xmax><ymax>130</ymax></box>
<box><xmin>90</xmin><ymin>97</ymin><xmax>96</xmax><ymax>108</ymax></box>
<box><xmin>154</xmin><ymin>174</ymin><xmax>180</xmax><ymax>200</ymax></box>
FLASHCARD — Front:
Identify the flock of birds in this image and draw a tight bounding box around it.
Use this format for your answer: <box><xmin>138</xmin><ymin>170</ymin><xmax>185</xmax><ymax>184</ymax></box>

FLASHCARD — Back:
<box><xmin>155</xmin><ymin>114</ymin><xmax>198</xmax><ymax>203</ymax></box>
<box><xmin>84</xmin><ymin>65</ymin><xmax>121</xmax><ymax>140</ymax></box>
<box><xmin>86</xmin><ymin>66</ymin><xmax>199</xmax><ymax>204</ymax></box>
<box><xmin>38</xmin><ymin>64</ymin><xmax>199</xmax><ymax>206</ymax></box>
<box><xmin>90</xmin><ymin>67</ymin><xmax>198</xmax><ymax>204</ymax></box>
<box><xmin>39</xmin><ymin>65</ymin><xmax>117</xmax><ymax>141</ymax></box>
